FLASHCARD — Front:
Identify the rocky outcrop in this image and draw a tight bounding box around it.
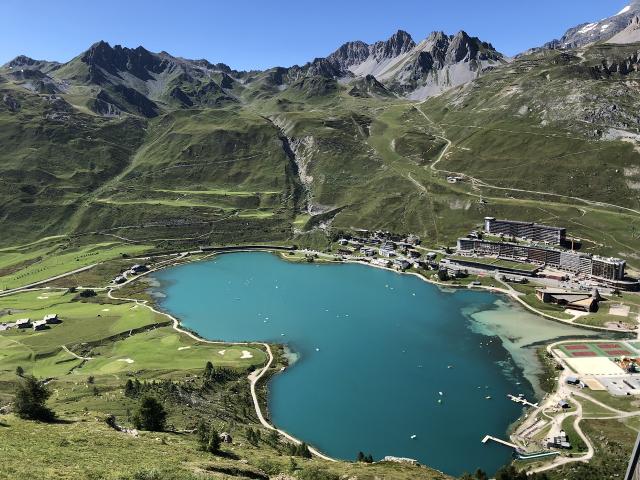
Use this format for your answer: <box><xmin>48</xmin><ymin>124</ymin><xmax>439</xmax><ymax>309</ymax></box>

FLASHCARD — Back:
<box><xmin>542</xmin><ymin>1</ymin><xmax>640</xmax><ymax>49</ymax></box>
<box><xmin>608</xmin><ymin>15</ymin><xmax>640</xmax><ymax>44</ymax></box>
<box><xmin>2</xmin><ymin>94</ymin><xmax>20</xmax><ymax>112</ymax></box>
<box><xmin>348</xmin><ymin>74</ymin><xmax>393</xmax><ymax>98</ymax></box>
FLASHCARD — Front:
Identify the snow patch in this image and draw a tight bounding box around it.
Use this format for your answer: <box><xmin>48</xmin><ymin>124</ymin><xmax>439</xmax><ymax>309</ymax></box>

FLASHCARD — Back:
<box><xmin>616</xmin><ymin>5</ymin><xmax>631</xmax><ymax>16</ymax></box>
<box><xmin>601</xmin><ymin>24</ymin><xmax>611</xmax><ymax>32</ymax></box>
<box><xmin>578</xmin><ymin>23</ymin><xmax>598</xmax><ymax>34</ymax></box>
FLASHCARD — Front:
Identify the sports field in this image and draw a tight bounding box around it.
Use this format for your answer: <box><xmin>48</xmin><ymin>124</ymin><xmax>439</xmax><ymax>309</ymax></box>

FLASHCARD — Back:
<box><xmin>558</xmin><ymin>342</ymin><xmax>636</xmax><ymax>358</ymax></box>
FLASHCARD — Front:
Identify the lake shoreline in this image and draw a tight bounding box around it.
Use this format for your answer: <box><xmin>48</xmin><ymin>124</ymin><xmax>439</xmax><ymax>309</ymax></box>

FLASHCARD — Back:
<box><xmin>144</xmin><ymin>248</ymin><xmax>605</xmax><ymax>473</ymax></box>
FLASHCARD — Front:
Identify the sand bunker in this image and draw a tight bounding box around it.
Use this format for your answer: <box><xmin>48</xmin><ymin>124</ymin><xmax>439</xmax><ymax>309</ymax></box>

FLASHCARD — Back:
<box><xmin>117</xmin><ymin>358</ymin><xmax>135</xmax><ymax>364</ymax></box>
<box><xmin>177</xmin><ymin>346</ymin><xmax>191</xmax><ymax>351</ymax></box>
<box><xmin>240</xmin><ymin>350</ymin><xmax>253</xmax><ymax>359</ymax></box>
<box><xmin>609</xmin><ymin>305</ymin><xmax>630</xmax><ymax>317</ymax></box>
<box><xmin>565</xmin><ymin>357</ymin><xmax>624</xmax><ymax>376</ymax></box>
<box><xmin>218</xmin><ymin>350</ymin><xmax>226</xmax><ymax>356</ymax></box>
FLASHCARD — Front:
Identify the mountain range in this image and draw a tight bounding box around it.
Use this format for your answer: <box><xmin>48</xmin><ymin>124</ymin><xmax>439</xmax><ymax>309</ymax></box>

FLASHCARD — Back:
<box><xmin>544</xmin><ymin>0</ymin><xmax>640</xmax><ymax>48</ymax></box>
<box><xmin>0</xmin><ymin>2</ymin><xmax>639</xmax><ymax>268</ymax></box>
<box><xmin>0</xmin><ymin>28</ymin><xmax>505</xmax><ymax>117</ymax></box>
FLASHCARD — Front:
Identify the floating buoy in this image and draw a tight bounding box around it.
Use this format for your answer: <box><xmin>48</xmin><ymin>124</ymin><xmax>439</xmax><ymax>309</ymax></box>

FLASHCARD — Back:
<box><xmin>437</xmin><ymin>399</ymin><xmax>442</xmax><ymax>404</ymax></box>
<box><xmin>438</xmin><ymin>391</ymin><xmax>443</xmax><ymax>396</ymax></box>
<box><xmin>315</xmin><ymin>348</ymin><xmax>320</xmax><ymax>352</ymax></box>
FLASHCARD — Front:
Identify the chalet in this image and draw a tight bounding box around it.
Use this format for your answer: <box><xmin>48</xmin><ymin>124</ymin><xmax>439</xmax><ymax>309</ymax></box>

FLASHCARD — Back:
<box><xmin>44</xmin><ymin>313</ymin><xmax>60</xmax><ymax>324</ymax></box>
<box><xmin>130</xmin><ymin>264</ymin><xmax>148</xmax><ymax>274</ymax></box>
<box><xmin>15</xmin><ymin>318</ymin><xmax>31</xmax><ymax>329</ymax></box>
<box><xmin>32</xmin><ymin>320</ymin><xmax>47</xmax><ymax>331</ymax></box>
<box><xmin>114</xmin><ymin>275</ymin><xmax>126</xmax><ymax>284</ymax></box>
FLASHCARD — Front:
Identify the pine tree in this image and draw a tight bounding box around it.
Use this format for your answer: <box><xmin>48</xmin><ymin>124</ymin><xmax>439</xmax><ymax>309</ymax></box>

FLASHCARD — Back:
<box><xmin>204</xmin><ymin>361</ymin><xmax>214</xmax><ymax>379</ymax></box>
<box><xmin>207</xmin><ymin>425</ymin><xmax>221</xmax><ymax>454</ymax></box>
<box><xmin>14</xmin><ymin>375</ymin><xmax>55</xmax><ymax>421</ymax></box>
<box><xmin>298</xmin><ymin>442</ymin><xmax>312</xmax><ymax>459</ymax></box>
<box><xmin>132</xmin><ymin>396</ymin><xmax>166</xmax><ymax>431</ymax></box>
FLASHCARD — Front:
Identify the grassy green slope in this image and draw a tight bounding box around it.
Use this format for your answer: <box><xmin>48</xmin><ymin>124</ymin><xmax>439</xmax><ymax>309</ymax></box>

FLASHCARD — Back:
<box><xmin>0</xmin><ymin>289</ymin><xmax>448</xmax><ymax>480</ymax></box>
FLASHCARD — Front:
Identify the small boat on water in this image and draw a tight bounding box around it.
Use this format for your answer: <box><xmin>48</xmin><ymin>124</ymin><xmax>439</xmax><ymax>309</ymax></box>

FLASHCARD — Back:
<box><xmin>485</xmin><ymin>396</ymin><xmax>492</xmax><ymax>400</ymax></box>
<box><xmin>411</xmin><ymin>434</ymin><xmax>417</xmax><ymax>439</ymax></box>
<box><xmin>438</xmin><ymin>391</ymin><xmax>443</xmax><ymax>396</ymax></box>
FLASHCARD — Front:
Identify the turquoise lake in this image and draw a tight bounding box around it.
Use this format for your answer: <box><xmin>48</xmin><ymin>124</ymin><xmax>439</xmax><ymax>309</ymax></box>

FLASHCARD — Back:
<box><xmin>154</xmin><ymin>252</ymin><xmax>591</xmax><ymax>475</ymax></box>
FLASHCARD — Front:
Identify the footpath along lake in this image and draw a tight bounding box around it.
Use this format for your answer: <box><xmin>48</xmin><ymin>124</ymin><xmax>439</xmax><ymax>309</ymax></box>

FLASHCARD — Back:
<box><xmin>154</xmin><ymin>252</ymin><xmax>594</xmax><ymax>475</ymax></box>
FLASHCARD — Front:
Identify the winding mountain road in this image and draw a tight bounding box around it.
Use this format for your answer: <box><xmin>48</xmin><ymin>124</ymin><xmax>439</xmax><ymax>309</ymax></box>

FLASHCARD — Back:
<box><xmin>413</xmin><ymin>104</ymin><xmax>640</xmax><ymax>216</ymax></box>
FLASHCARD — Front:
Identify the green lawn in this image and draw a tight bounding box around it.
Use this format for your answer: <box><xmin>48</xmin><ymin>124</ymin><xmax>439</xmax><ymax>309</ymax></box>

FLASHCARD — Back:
<box><xmin>561</xmin><ymin>415</ymin><xmax>587</xmax><ymax>453</ymax></box>
<box><xmin>0</xmin><ymin>242</ymin><xmax>151</xmax><ymax>291</ymax></box>
<box><xmin>83</xmin><ymin>328</ymin><xmax>266</xmax><ymax>375</ymax></box>
<box><xmin>583</xmin><ymin>391</ymin><xmax>640</xmax><ymax>413</ymax></box>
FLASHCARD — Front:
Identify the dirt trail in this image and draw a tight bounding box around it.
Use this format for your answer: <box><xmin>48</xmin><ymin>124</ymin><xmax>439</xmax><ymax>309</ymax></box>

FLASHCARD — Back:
<box><xmin>413</xmin><ymin>104</ymin><xmax>640</xmax><ymax>216</ymax></box>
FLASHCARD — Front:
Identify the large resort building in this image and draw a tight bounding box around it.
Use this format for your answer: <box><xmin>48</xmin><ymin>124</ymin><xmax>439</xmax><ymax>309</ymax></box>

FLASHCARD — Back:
<box><xmin>484</xmin><ymin>217</ymin><xmax>566</xmax><ymax>245</ymax></box>
<box><xmin>457</xmin><ymin>216</ymin><xmax>638</xmax><ymax>290</ymax></box>
<box><xmin>457</xmin><ymin>237</ymin><xmax>629</xmax><ymax>284</ymax></box>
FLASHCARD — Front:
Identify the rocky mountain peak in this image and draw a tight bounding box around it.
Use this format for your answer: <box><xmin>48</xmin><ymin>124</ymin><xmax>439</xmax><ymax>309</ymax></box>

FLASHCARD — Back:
<box><xmin>373</xmin><ymin>30</ymin><xmax>416</xmax><ymax>59</ymax></box>
<box><xmin>327</xmin><ymin>40</ymin><xmax>370</xmax><ymax>70</ymax></box>
<box><xmin>4</xmin><ymin>55</ymin><xmax>39</xmax><ymax>69</ymax></box>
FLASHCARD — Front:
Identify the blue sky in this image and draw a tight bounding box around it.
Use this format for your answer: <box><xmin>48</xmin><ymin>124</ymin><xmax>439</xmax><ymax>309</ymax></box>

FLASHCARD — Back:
<box><xmin>0</xmin><ymin>0</ymin><xmax>630</xmax><ymax>70</ymax></box>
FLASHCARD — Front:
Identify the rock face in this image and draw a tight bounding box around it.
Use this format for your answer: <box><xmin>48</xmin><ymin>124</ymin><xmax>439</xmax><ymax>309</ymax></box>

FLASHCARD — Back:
<box><xmin>543</xmin><ymin>1</ymin><xmax>640</xmax><ymax>49</ymax></box>
<box><xmin>608</xmin><ymin>15</ymin><xmax>640</xmax><ymax>44</ymax></box>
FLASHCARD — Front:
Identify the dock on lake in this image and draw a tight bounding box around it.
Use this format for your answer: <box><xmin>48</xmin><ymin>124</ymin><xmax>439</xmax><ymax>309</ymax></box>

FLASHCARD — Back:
<box><xmin>482</xmin><ymin>435</ymin><xmax>519</xmax><ymax>450</ymax></box>
<box><xmin>508</xmin><ymin>394</ymin><xmax>538</xmax><ymax>408</ymax></box>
